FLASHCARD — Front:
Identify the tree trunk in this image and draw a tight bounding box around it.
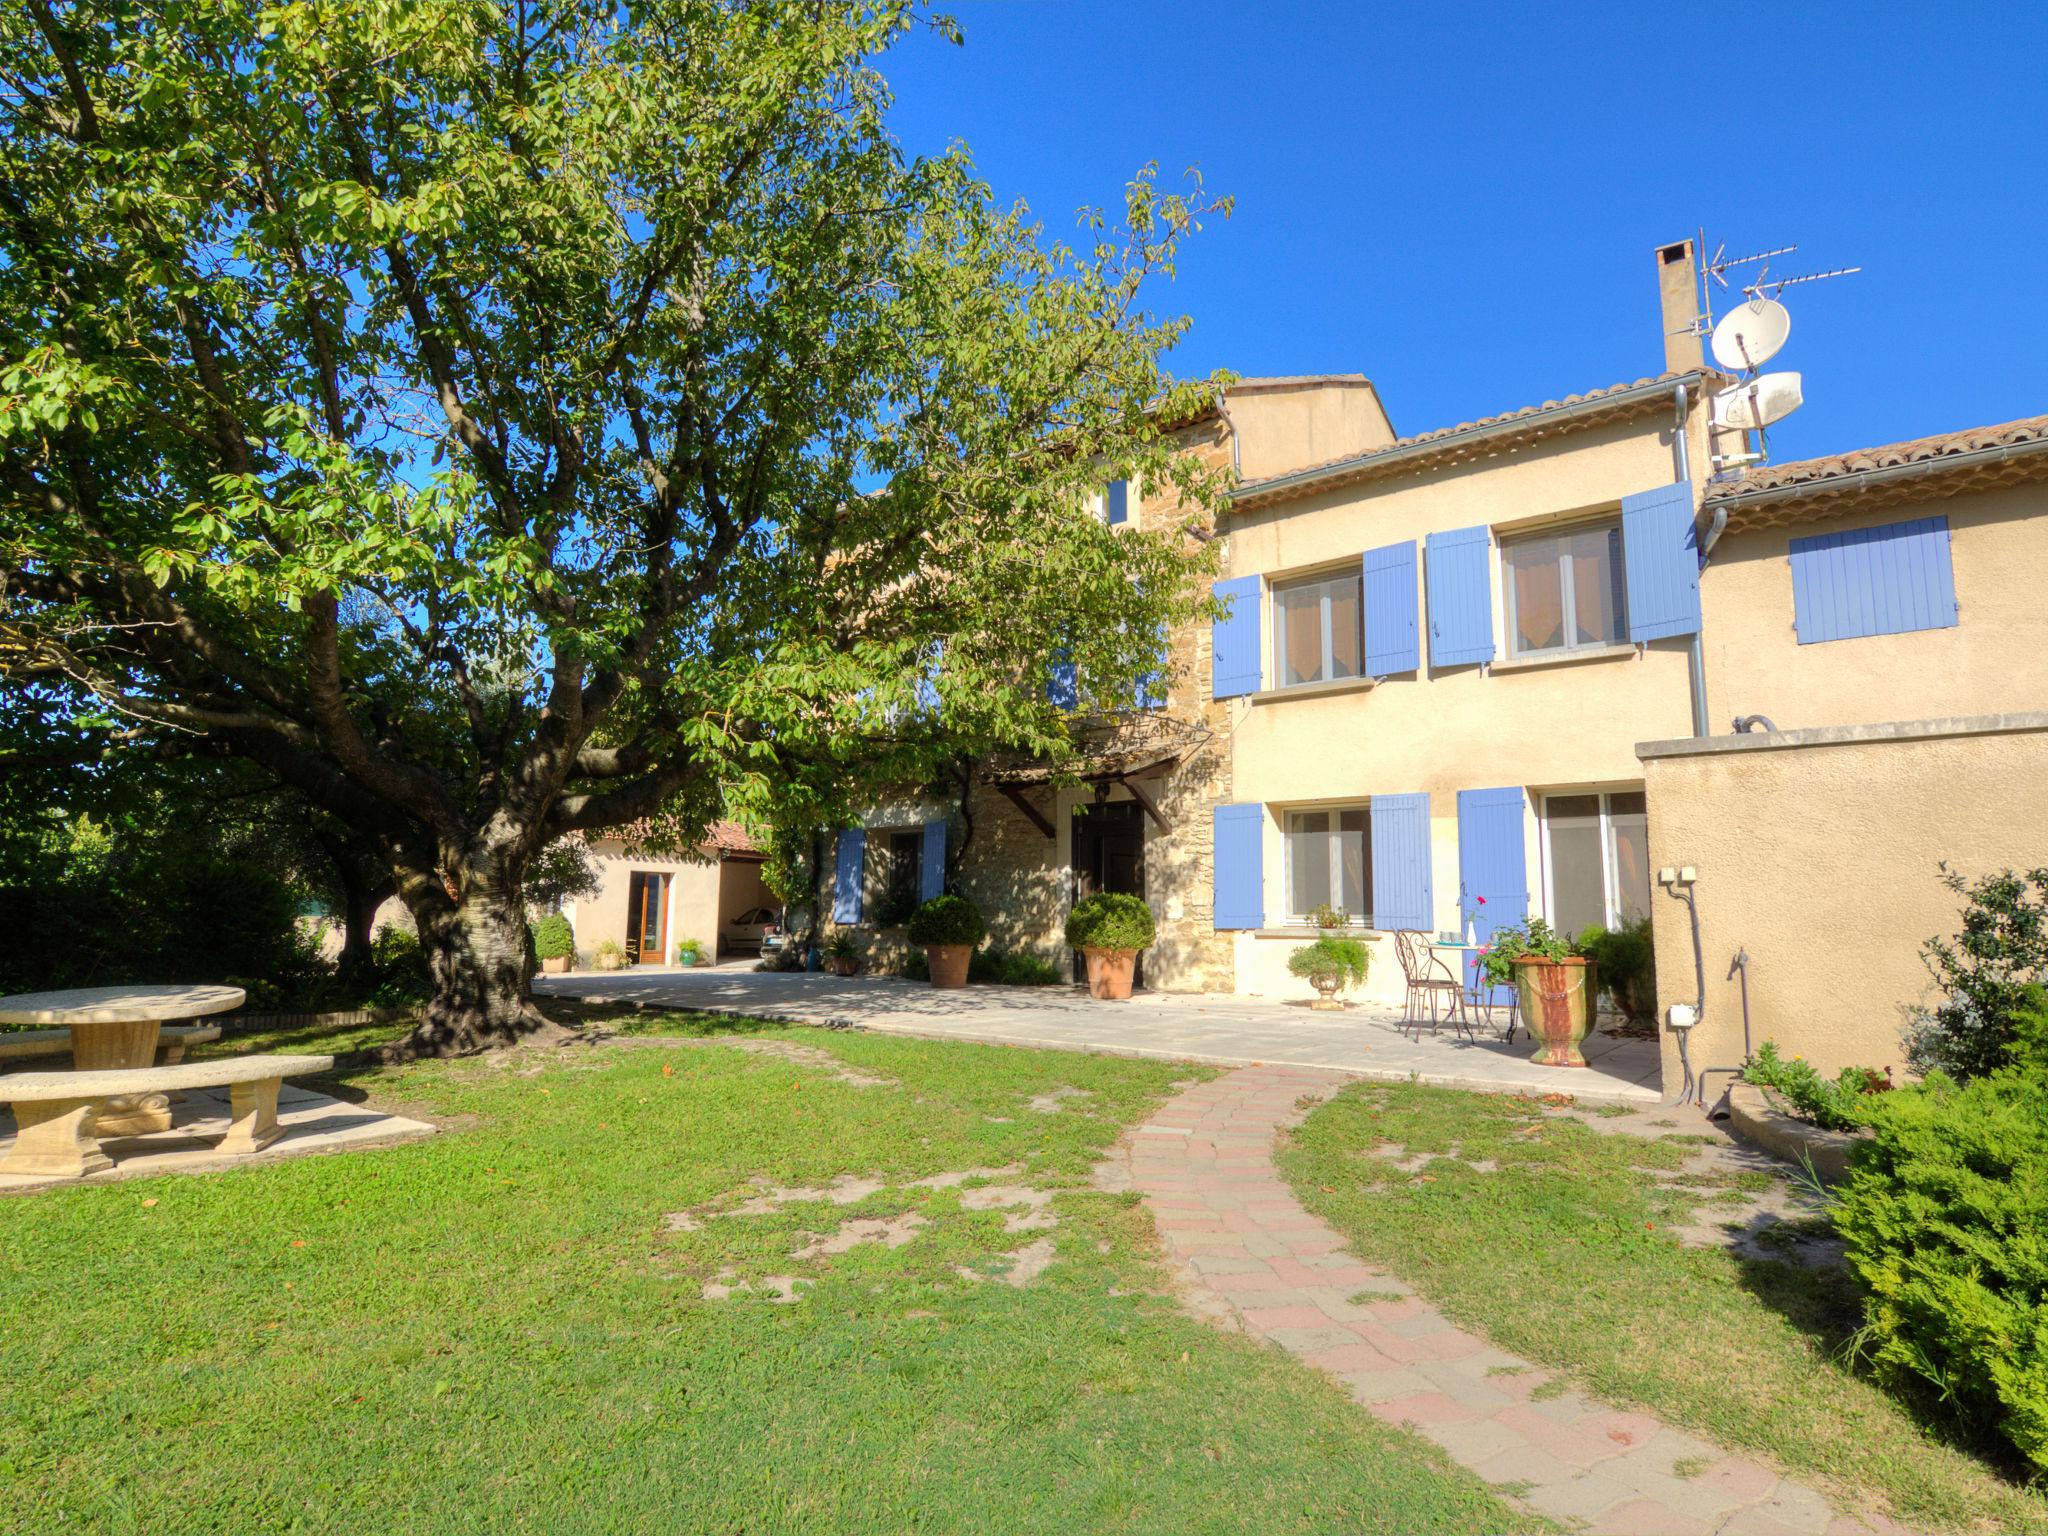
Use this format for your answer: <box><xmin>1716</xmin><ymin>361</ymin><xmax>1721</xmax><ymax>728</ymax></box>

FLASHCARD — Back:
<box><xmin>381</xmin><ymin>876</ymin><xmax>577</xmax><ymax>1059</ymax></box>
<box><xmin>334</xmin><ymin>868</ymin><xmax>390</xmax><ymax>981</ymax></box>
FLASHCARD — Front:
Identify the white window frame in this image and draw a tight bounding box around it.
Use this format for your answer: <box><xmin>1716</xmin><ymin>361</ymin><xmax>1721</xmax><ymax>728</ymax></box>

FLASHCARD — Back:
<box><xmin>1270</xmin><ymin>570</ymin><xmax>1365</xmax><ymax>688</ymax></box>
<box><xmin>1502</xmin><ymin>520</ymin><xmax>1629</xmax><ymax>660</ymax></box>
<box><xmin>1538</xmin><ymin>789</ymin><xmax>1648</xmax><ymax>932</ymax></box>
<box><xmin>1281</xmin><ymin>804</ymin><xmax>1372</xmax><ymax>926</ymax></box>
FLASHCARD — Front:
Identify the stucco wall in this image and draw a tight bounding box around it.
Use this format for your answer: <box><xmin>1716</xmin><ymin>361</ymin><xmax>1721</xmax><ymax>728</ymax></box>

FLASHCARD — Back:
<box><xmin>1639</xmin><ymin>717</ymin><xmax>2048</xmax><ymax>1083</ymax></box>
<box><xmin>1700</xmin><ymin>482</ymin><xmax>2048</xmax><ymax>734</ymax></box>
<box><xmin>562</xmin><ymin>844</ymin><xmax>726</xmax><ymax>964</ymax></box>
<box><xmin>1222</xmin><ymin>411</ymin><xmax>1704</xmax><ymax>1003</ymax></box>
<box><xmin>1225</xmin><ymin>380</ymin><xmax>1396</xmax><ymax>484</ymax></box>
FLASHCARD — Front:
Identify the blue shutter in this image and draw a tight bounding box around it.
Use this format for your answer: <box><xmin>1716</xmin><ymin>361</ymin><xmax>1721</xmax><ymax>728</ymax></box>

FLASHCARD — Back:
<box><xmin>832</xmin><ymin>829</ymin><xmax>866</xmax><ymax>924</ymax></box>
<box><xmin>1211</xmin><ymin>575</ymin><xmax>1262</xmax><ymax>699</ymax></box>
<box><xmin>1046</xmin><ymin>651</ymin><xmax>1078</xmax><ymax>709</ymax></box>
<box><xmin>1789</xmin><ymin>515</ymin><xmax>1958</xmax><ymax>645</ymax></box>
<box><xmin>1105</xmin><ymin>479</ymin><xmax>1129</xmax><ymax>526</ymax></box>
<box><xmin>1135</xmin><ymin>619</ymin><xmax>1167</xmax><ymax>709</ymax></box>
<box><xmin>919</xmin><ymin>819</ymin><xmax>947</xmax><ymax>902</ymax></box>
<box><xmin>1212</xmin><ymin>804</ymin><xmax>1264</xmax><ymax>930</ymax></box>
<box><xmin>1370</xmin><ymin>793</ymin><xmax>1434</xmax><ymax>932</ymax></box>
<box><xmin>1424</xmin><ymin>526</ymin><xmax>1495</xmax><ymax>667</ymax></box>
<box><xmin>1622</xmin><ymin>480</ymin><xmax>1702</xmax><ymax>642</ymax></box>
<box><xmin>1362</xmin><ymin>539</ymin><xmax>1420</xmax><ymax>675</ymax></box>
<box><xmin>1457</xmin><ymin>787</ymin><xmax>1529</xmax><ymax>1006</ymax></box>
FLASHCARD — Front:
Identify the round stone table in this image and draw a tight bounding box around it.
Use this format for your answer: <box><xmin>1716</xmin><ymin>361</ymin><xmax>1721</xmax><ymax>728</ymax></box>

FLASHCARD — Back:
<box><xmin>0</xmin><ymin>984</ymin><xmax>246</xmax><ymax>1135</ymax></box>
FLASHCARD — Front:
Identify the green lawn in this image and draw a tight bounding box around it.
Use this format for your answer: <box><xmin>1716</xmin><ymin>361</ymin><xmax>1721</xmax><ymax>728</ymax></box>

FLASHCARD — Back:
<box><xmin>1279</xmin><ymin>1082</ymin><xmax>2046</xmax><ymax>1536</ymax></box>
<box><xmin>0</xmin><ymin>1015</ymin><xmax>1524</xmax><ymax>1534</ymax></box>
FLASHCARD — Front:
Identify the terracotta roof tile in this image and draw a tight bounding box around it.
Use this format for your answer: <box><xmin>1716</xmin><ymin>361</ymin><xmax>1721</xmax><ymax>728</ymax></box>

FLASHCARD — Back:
<box><xmin>1707</xmin><ymin>414</ymin><xmax>2048</xmax><ymax>500</ymax></box>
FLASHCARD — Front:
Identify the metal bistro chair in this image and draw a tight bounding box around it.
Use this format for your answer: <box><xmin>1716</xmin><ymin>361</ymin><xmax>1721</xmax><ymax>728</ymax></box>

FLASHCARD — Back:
<box><xmin>1463</xmin><ymin>952</ymin><xmax>1522</xmax><ymax>1043</ymax></box>
<box><xmin>1394</xmin><ymin>930</ymin><xmax>1471</xmax><ymax>1041</ymax></box>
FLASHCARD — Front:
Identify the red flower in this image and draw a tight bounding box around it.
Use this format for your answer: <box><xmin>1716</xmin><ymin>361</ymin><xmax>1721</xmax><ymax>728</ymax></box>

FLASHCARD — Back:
<box><xmin>1475</xmin><ymin>895</ymin><xmax>1487</xmax><ymax>905</ymax></box>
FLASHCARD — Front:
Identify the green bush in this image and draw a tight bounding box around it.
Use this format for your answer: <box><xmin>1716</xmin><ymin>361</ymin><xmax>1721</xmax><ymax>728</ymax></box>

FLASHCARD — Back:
<box><xmin>970</xmin><ymin>948</ymin><xmax>1061</xmax><ymax>986</ymax></box>
<box><xmin>1476</xmin><ymin>916</ymin><xmax>1578</xmax><ymax>988</ymax></box>
<box><xmin>531</xmin><ymin>913</ymin><xmax>574</xmax><ymax>961</ymax></box>
<box><xmin>1287</xmin><ymin>935</ymin><xmax>1371</xmax><ymax>990</ymax></box>
<box><xmin>1064</xmin><ymin>892</ymin><xmax>1155</xmax><ymax>952</ymax></box>
<box><xmin>1743</xmin><ymin>1040</ymin><xmax>1892</xmax><ymax>1131</ymax></box>
<box><xmin>1834</xmin><ymin>1067</ymin><xmax>2048</xmax><ymax>1476</ymax></box>
<box><xmin>1577</xmin><ymin>918</ymin><xmax>1655</xmax><ymax>1023</ymax></box>
<box><xmin>1907</xmin><ymin>866</ymin><xmax>2048</xmax><ymax>1082</ymax></box>
<box><xmin>905</xmin><ymin>893</ymin><xmax>986</xmax><ymax>947</ymax></box>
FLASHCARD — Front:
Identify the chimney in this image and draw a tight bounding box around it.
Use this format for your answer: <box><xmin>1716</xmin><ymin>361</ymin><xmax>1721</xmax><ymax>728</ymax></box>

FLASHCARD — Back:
<box><xmin>1656</xmin><ymin>239</ymin><xmax>1703</xmax><ymax>373</ymax></box>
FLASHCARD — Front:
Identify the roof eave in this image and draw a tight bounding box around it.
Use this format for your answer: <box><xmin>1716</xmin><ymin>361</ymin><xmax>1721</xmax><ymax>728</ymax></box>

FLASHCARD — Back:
<box><xmin>1705</xmin><ymin>434</ymin><xmax>2048</xmax><ymax>533</ymax></box>
<box><xmin>1227</xmin><ymin>372</ymin><xmax>1708</xmax><ymax>513</ymax></box>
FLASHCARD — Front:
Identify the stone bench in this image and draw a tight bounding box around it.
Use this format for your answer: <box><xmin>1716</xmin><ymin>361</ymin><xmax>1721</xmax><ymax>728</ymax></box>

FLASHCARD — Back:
<box><xmin>0</xmin><ymin>1053</ymin><xmax>333</xmax><ymax>1179</ymax></box>
<box><xmin>0</xmin><ymin>1022</ymin><xmax>223</xmax><ymax>1067</ymax></box>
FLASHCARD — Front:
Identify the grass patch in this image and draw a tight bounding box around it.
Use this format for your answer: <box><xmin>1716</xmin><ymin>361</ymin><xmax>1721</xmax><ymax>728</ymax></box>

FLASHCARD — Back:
<box><xmin>6</xmin><ymin>1015</ymin><xmax>1522</xmax><ymax>1533</ymax></box>
<box><xmin>1279</xmin><ymin>1082</ymin><xmax>2046</xmax><ymax>1534</ymax></box>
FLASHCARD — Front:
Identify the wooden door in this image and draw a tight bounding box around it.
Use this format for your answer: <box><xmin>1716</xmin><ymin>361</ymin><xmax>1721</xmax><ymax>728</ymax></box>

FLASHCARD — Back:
<box><xmin>628</xmin><ymin>871</ymin><xmax>668</xmax><ymax>964</ymax></box>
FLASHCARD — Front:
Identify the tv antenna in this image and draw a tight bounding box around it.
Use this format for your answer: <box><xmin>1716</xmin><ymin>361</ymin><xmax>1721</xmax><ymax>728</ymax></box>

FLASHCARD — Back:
<box><xmin>1674</xmin><ymin>230</ymin><xmax>1859</xmax><ymax>476</ymax></box>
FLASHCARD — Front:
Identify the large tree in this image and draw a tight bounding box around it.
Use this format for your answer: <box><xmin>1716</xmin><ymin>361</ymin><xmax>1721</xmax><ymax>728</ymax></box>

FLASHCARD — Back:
<box><xmin>0</xmin><ymin>0</ymin><xmax>1228</xmax><ymax>1053</ymax></box>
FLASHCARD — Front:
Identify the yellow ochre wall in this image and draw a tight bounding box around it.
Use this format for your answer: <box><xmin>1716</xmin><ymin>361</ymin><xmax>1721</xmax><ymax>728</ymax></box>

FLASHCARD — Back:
<box><xmin>1700</xmin><ymin>482</ymin><xmax>2048</xmax><ymax>733</ymax></box>
<box><xmin>1224</xmin><ymin>410</ymin><xmax>1706</xmax><ymax>1005</ymax></box>
<box><xmin>1223</xmin><ymin>380</ymin><xmax>1396</xmax><ymax>484</ymax></box>
<box><xmin>1639</xmin><ymin>718</ymin><xmax>2048</xmax><ymax>1082</ymax></box>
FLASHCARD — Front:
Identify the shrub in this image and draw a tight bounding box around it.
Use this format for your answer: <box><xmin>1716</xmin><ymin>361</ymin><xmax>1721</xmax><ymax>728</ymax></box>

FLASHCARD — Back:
<box><xmin>971</xmin><ymin>948</ymin><xmax>1062</xmax><ymax>986</ymax></box>
<box><xmin>906</xmin><ymin>893</ymin><xmax>986</xmax><ymax>948</ymax></box>
<box><xmin>1743</xmin><ymin>1040</ymin><xmax>1892</xmax><ymax>1131</ymax></box>
<box><xmin>1577</xmin><ymin>918</ymin><xmax>1655</xmax><ymax>1023</ymax></box>
<box><xmin>1287</xmin><ymin>935</ymin><xmax>1371</xmax><ymax>990</ymax></box>
<box><xmin>1476</xmin><ymin>916</ymin><xmax>1578</xmax><ymax>988</ymax></box>
<box><xmin>531</xmin><ymin>913</ymin><xmax>574</xmax><ymax>961</ymax></box>
<box><xmin>1834</xmin><ymin>1067</ymin><xmax>2048</xmax><ymax>1476</ymax></box>
<box><xmin>1064</xmin><ymin>892</ymin><xmax>1155</xmax><ymax>952</ymax></box>
<box><xmin>1906</xmin><ymin>866</ymin><xmax>2048</xmax><ymax>1082</ymax></box>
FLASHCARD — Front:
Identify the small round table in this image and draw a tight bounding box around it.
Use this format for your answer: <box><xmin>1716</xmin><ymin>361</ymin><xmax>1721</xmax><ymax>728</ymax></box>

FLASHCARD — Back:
<box><xmin>0</xmin><ymin>984</ymin><xmax>246</xmax><ymax>1135</ymax></box>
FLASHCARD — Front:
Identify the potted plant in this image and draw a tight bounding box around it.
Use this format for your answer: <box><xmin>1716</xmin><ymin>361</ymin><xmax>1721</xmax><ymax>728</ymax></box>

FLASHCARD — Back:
<box><xmin>1288</xmin><ymin>935</ymin><xmax>1371</xmax><ymax>1009</ymax></box>
<box><xmin>1308</xmin><ymin>902</ymin><xmax>1351</xmax><ymax>932</ymax></box>
<box><xmin>1478</xmin><ymin>917</ymin><xmax>1596</xmax><ymax>1067</ymax></box>
<box><xmin>906</xmin><ymin>894</ymin><xmax>986</xmax><ymax>989</ymax></box>
<box><xmin>1065</xmin><ymin>892</ymin><xmax>1156</xmax><ymax>1001</ymax></box>
<box><xmin>674</xmin><ymin>937</ymin><xmax>707</xmax><ymax>968</ymax></box>
<box><xmin>532</xmin><ymin>913</ymin><xmax>575</xmax><ymax>975</ymax></box>
<box><xmin>1575</xmin><ymin>918</ymin><xmax>1655</xmax><ymax>1031</ymax></box>
<box><xmin>591</xmin><ymin>938</ymin><xmax>627</xmax><ymax>972</ymax></box>
<box><xmin>822</xmin><ymin>931</ymin><xmax>863</xmax><ymax>976</ymax></box>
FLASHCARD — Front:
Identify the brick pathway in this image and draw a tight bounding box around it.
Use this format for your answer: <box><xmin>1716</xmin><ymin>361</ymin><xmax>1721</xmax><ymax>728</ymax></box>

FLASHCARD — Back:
<box><xmin>1095</xmin><ymin>1065</ymin><xmax>1913</xmax><ymax>1536</ymax></box>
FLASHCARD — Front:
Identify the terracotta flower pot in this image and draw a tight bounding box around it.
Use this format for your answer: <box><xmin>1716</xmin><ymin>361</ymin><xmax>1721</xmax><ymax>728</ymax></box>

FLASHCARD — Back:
<box><xmin>1082</xmin><ymin>947</ymin><xmax>1139</xmax><ymax>1001</ymax></box>
<box><xmin>541</xmin><ymin>955</ymin><xmax>571</xmax><ymax>975</ymax></box>
<box><xmin>925</xmin><ymin>943</ymin><xmax>971</xmax><ymax>989</ymax></box>
<box><xmin>824</xmin><ymin>956</ymin><xmax>860</xmax><ymax>977</ymax></box>
<box><xmin>1512</xmin><ymin>955</ymin><xmax>1595</xmax><ymax>1067</ymax></box>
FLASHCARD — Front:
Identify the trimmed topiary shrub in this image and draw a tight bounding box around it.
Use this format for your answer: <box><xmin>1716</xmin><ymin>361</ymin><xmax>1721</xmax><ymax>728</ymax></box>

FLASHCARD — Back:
<box><xmin>531</xmin><ymin>912</ymin><xmax>574</xmax><ymax>961</ymax></box>
<box><xmin>1064</xmin><ymin>892</ymin><xmax>1155</xmax><ymax>953</ymax></box>
<box><xmin>906</xmin><ymin>893</ymin><xmax>985</xmax><ymax>948</ymax></box>
<box><xmin>1834</xmin><ymin>1067</ymin><xmax>2048</xmax><ymax>1476</ymax></box>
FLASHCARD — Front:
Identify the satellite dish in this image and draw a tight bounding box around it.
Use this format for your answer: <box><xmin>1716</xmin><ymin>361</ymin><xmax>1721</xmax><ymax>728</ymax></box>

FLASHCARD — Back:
<box><xmin>1710</xmin><ymin>297</ymin><xmax>1791</xmax><ymax>371</ymax></box>
<box><xmin>1713</xmin><ymin>371</ymin><xmax>1803</xmax><ymax>430</ymax></box>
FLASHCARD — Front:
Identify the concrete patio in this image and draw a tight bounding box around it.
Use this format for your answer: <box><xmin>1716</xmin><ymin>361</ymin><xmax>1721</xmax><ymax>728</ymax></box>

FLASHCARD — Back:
<box><xmin>537</xmin><ymin>968</ymin><xmax>1665</xmax><ymax>1105</ymax></box>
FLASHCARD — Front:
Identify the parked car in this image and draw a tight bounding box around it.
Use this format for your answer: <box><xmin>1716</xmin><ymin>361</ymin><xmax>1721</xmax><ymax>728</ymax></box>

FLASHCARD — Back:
<box><xmin>725</xmin><ymin>906</ymin><xmax>783</xmax><ymax>954</ymax></box>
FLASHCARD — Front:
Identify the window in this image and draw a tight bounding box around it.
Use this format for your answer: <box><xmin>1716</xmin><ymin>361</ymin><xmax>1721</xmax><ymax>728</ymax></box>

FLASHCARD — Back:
<box><xmin>1105</xmin><ymin>479</ymin><xmax>1129</xmax><ymax>526</ymax></box>
<box><xmin>1540</xmin><ymin>790</ymin><xmax>1649</xmax><ymax>935</ymax></box>
<box><xmin>1504</xmin><ymin>523</ymin><xmax>1628</xmax><ymax>658</ymax></box>
<box><xmin>1272</xmin><ymin>571</ymin><xmax>1364</xmax><ymax>688</ymax></box>
<box><xmin>1285</xmin><ymin>807</ymin><xmax>1371</xmax><ymax>923</ymax></box>
<box><xmin>876</xmin><ymin>830</ymin><xmax>923</xmax><ymax>925</ymax></box>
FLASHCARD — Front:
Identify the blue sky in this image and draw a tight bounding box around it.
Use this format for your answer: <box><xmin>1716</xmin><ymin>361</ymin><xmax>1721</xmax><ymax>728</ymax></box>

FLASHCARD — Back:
<box><xmin>883</xmin><ymin>2</ymin><xmax>2047</xmax><ymax>463</ymax></box>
